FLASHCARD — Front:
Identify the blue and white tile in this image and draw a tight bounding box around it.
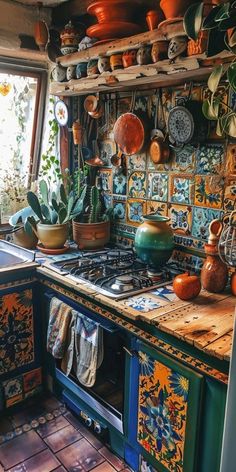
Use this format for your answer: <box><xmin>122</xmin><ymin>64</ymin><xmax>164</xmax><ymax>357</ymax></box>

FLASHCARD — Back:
<box><xmin>192</xmin><ymin>206</ymin><xmax>224</xmax><ymax>240</ymax></box>
<box><xmin>147</xmin><ymin>172</ymin><xmax>168</xmax><ymax>201</ymax></box>
<box><xmin>196</xmin><ymin>144</ymin><xmax>224</xmax><ymax>174</ymax></box>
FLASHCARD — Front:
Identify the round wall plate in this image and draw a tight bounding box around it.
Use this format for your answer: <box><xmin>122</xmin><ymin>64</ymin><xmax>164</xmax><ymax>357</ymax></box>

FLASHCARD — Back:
<box><xmin>167</xmin><ymin>105</ymin><xmax>194</xmax><ymax>145</ymax></box>
<box><xmin>54</xmin><ymin>100</ymin><xmax>68</xmax><ymax>126</ymax></box>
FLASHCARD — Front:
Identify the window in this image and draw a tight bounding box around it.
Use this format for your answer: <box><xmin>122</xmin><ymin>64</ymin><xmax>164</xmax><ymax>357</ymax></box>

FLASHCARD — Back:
<box><xmin>0</xmin><ymin>65</ymin><xmax>47</xmax><ymax>222</ymax></box>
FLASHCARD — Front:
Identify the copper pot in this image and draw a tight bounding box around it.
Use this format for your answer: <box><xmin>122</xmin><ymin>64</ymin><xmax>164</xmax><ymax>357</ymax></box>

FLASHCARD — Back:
<box><xmin>113</xmin><ymin>111</ymin><xmax>150</xmax><ymax>156</ymax></box>
<box><xmin>149</xmin><ymin>137</ymin><xmax>170</xmax><ymax>164</ymax></box>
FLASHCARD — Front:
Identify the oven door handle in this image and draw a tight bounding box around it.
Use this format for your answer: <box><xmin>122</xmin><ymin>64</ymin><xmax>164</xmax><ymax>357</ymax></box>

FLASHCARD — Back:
<box><xmin>44</xmin><ymin>290</ymin><xmax>121</xmax><ymax>334</ymax></box>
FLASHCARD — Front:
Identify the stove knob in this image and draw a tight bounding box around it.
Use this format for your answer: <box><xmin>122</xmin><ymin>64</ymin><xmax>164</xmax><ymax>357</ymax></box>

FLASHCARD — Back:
<box><xmin>85</xmin><ymin>417</ymin><xmax>92</xmax><ymax>427</ymax></box>
<box><xmin>94</xmin><ymin>422</ymin><xmax>102</xmax><ymax>434</ymax></box>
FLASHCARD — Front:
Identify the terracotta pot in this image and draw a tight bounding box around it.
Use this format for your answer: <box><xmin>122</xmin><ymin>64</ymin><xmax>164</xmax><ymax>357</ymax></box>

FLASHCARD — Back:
<box><xmin>146</xmin><ymin>10</ymin><xmax>161</xmax><ymax>31</ymax></box>
<box><xmin>36</xmin><ymin>223</ymin><xmax>68</xmax><ymax>249</ymax></box>
<box><xmin>13</xmin><ymin>227</ymin><xmax>38</xmax><ymax>250</ymax></box>
<box><xmin>160</xmin><ymin>0</ymin><xmax>196</xmax><ymax>19</ymax></box>
<box><xmin>134</xmin><ymin>214</ymin><xmax>174</xmax><ymax>268</ymax></box>
<box><xmin>201</xmin><ymin>244</ymin><xmax>228</xmax><ymax>293</ymax></box>
<box><xmin>98</xmin><ymin>55</ymin><xmax>110</xmax><ymax>73</ymax></box>
<box><xmin>87</xmin><ymin>0</ymin><xmax>138</xmax><ymax>23</ymax></box>
<box><xmin>136</xmin><ymin>44</ymin><xmax>152</xmax><ymax>65</ymax></box>
<box><xmin>151</xmin><ymin>41</ymin><xmax>168</xmax><ymax>62</ymax></box>
<box><xmin>122</xmin><ymin>49</ymin><xmax>137</xmax><ymax>68</ymax></box>
<box><xmin>72</xmin><ymin>220</ymin><xmax>110</xmax><ymax>249</ymax></box>
<box><xmin>110</xmin><ymin>53</ymin><xmax>123</xmax><ymax>71</ymax></box>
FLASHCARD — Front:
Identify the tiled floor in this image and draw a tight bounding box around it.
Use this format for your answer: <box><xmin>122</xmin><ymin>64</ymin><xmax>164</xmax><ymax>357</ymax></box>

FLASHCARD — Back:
<box><xmin>0</xmin><ymin>395</ymin><xmax>131</xmax><ymax>472</ymax></box>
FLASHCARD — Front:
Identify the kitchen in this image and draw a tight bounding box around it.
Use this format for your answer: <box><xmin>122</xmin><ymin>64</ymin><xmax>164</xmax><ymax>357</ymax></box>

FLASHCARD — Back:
<box><xmin>0</xmin><ymin>0</ymin><xmax>235</xmax><ymax>471</ymax></box>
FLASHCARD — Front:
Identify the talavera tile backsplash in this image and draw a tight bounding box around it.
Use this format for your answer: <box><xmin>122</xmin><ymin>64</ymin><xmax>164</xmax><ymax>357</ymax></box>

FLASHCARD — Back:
<box><xmin>72</xmin><ymin>86</ymin><xmax>236</xmax><ymax>272</ymax></box>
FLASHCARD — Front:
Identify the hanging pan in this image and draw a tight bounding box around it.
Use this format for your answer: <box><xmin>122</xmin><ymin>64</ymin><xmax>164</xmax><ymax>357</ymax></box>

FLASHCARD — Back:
<box><xmin>149</xmin><ymin>89</ymin><xmax>170</xmax><ymax>165</ymax></box>
<box><xmin>113</xmin><ymin>91</ymin><xmax>150</xmax><ymax>156</ymax></box>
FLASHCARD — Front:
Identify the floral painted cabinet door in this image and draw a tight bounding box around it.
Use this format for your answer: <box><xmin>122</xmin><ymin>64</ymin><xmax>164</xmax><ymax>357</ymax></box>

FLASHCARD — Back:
<box><xmin>0</xmin><ymin>289</ymin><xmax>35</xmax><ymax>374</ymax></box>
<box><xmin>136</xmin><ymin>341</ymin><xmax>203</xmax><ymax>472</ymax></box>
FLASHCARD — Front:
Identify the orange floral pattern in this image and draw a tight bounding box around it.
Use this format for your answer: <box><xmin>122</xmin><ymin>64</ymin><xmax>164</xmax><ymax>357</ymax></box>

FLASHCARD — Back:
<box><xmin>0</xmin><ymin>290</ymin><xmax>34</xmax><ymax>374</ymax></box>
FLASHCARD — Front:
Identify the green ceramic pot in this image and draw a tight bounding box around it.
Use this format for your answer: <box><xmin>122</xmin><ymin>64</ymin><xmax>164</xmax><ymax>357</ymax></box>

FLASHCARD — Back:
<box><xmin>134</xmin><ymin>214</ymin><xmax>174</xmax><ymax>268</ymax></box>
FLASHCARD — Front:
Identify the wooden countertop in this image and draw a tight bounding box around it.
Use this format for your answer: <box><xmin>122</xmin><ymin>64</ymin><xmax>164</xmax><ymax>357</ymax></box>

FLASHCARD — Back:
<box><xmin>37</xmin><ymin>266</ymin><xmax>235</xmax><ymax>362</ymax></box>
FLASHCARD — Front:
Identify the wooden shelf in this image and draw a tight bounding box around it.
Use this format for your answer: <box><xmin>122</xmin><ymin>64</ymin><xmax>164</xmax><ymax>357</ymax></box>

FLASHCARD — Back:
<box><xmin>56</xmin><ymin>19</ymin><xmax>185</xmax><ymax>67</ymax></box>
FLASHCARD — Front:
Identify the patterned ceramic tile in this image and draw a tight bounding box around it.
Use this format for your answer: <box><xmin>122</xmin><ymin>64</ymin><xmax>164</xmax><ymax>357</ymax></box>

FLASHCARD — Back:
<box><xmin>191</xmin><ymin>207</ymin><xmax>224</xmax><ymax>240</ymax></box>
<box><xmin>223</xmin><ymin>178</ymin><xmax>236</xmax><ymax>211</ymax></box>
<box><xmin>99</xmin><ymin>139</ymin><xmax>116</xmax><ymax>167</ymax></box>
<box><xmin>172</xmin><ymin>145</ymin><xmax>196</xmax><ymax>172</ymax></box>
<box><xmin>127</xmin><ymin>199</ymin><xmax>146</xmax><ymax>226</ymax></box>
<box><xmin>168</xmin><ymin>204</ymin><xmax>192</xmax><ymax>235</ymax></box>
<box><xmin>140</xmin><ymin>458</ymin><xmax>158</xmax><ymax>472</ymax></box>
<box><xmin>128</xmin><ymin>171</ymin><xmax>146</xmax><ymax>198</ymax></box>
<box><xmin>171</xmin><ymin>249</ymin><xmax>204</xmax><ymax>272</ymax></box>
<box><xmin>23</xmin><ymin>368</ymin><xmax>42</xmax><ymax>393</ymax></box>
<box><xmin>122</xmin><ymin>294</ymin><xmax>168</xmax><ymax>312</ymax></box>
<box><xmin>173</xmin><ymin>85</ymin><xmax>202</xmax><ymax>103</ymax></box>
<box><xmin>3</xmin><ymin>377</ymin><xmax>23</xmax><ymax>400</ymax></box>
<box><xmin>169</xmin><ymin>174</ymin><xmax>194</xmax><ymax>205</ymax></box>
<box><xmin>196</xmin><ymin>144</ymin><xmax>224</xmax><ymax>174</ymax></box>
<box><xmin>103</xmin><ymin>193</ymin><xmax>113</xmax><ymax>209</ymax></box>
<box><xmin>194</xmin><ymin>175</ymin><xmax>224</xmax><ymax>208</ymax></box>
<box><xmin>113</xmin><ymin>172</ymin><xmax>127</xmax><ymax>195</ymax></box>
<box><xmin>226</xmin><ymin>144</ymin><xmax>236</xmax><ymax>175</ymax></box>
<box><xmin>128</xmin><ymin>153</ymin><xmax>146</xmax><ymax>170</ymax></box>
<box><xmin>146</xmin><ymin>201</ymin><xmax>168</xmax><ymax>216</ymax></box>
<box><xmin>99</xmin><ymin>168</ymin><xmax>112</xmax><ymax>193</ymax></box>
<box><xmin>113</xmin><ymin>199</ymin><xmax>126</xmax><ymax>221</ymax></box>
<box><xmin>150</xmin><ymin>285</ymin><xmax>178</xmax><ymax>302</ymax></box>
<box><xmin>147</xmin><ymin>172</ymin><xmax>168</xmax><ymax>201</ymax></box>
<box><xmin>174</xmin><ymin>234</ymin><xmax>205</xmax><ymax>251</ymax></box>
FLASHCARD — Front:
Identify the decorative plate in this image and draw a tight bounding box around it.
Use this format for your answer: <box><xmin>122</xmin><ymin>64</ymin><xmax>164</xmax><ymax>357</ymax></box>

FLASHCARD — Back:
<box><xmin>167</xmin><ymin>105</ymin><xmax>194</xmax><ymax>145</ymax></box>
<box><xmin>54</xmin><ymin>100</ymin><xmax>68</xmax><ymax>126</ymax></box>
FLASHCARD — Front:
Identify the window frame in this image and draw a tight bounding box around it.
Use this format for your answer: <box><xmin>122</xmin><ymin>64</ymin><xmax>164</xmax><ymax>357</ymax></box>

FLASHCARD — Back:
<box><xmin>0</xmin><ymin>58</ymin><xmax>48</xmax><ymax>185</ymax></box>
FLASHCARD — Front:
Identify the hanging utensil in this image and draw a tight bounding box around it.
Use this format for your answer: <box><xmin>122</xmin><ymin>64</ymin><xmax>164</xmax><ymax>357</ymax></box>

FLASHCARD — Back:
<box><xmin>113</xmin><ymin>90</ymin><xmax>150</xmax><ymax>156</ymax></box>
<box><xmin>149</xmin><ymin>89</ymin><xmax>170</xmax><ymax>165</ymax></box>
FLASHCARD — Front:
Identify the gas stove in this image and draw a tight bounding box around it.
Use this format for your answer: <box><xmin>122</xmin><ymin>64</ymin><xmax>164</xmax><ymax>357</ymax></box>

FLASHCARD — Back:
<box><xmin>45</xmin><ymin>248</ymin><xmax>173</xmax><ymax>299</ymax></box>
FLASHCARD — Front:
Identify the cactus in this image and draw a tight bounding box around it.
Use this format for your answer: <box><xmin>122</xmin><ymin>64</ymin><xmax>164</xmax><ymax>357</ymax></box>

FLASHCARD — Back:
<box><xmin>88</xmin><ymin>186</ymin><xmax>102</xmax><ymax>223</ymax></box>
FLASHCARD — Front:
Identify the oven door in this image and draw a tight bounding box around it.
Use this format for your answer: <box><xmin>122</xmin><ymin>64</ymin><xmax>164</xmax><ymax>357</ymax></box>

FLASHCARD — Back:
<box><xmin>44</xmin><ymin>290</ymin><xmax>129</xmax><ymax>434</ymax></box>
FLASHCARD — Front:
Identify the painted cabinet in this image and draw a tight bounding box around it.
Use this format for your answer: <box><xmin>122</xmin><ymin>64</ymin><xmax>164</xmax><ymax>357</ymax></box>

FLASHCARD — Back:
<box><xmin>128</xmin><ymin>339</ymin><xmax>203</xmax><ymax>472</ymax></box>
<box><xmin>0</xmin><ymin>283</ymin><xmax>42</xmax><ymax>409</ymax></box>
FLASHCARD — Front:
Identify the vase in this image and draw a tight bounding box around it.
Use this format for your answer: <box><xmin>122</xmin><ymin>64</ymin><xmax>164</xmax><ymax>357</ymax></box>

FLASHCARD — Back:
<box><xmin>122</xmin><ymin>49</ymin><xmax>137</xmax><ymax>68</ymax></box>
<box><xmin>146</xmin><ymin>10</ymin><xmax>161</xmax><ymax>31</ymax></box>
<box><xmin>201</xmin><ymin>243</ymin><xmax>228</xmax><ymax>293</ymax></box>
<box><xmin>151</xmin><ymin>41</ymin><xmax>168</xmax><ymax>62</ymax></box>
<box><xmin>36</xmin><ymin>223</ymin><xmax>68</xmax><ymax>249</ymax></box>
<box><xmin>136</xmin><ymin>45</ymin><xmax>152</xmax><ymax>65</ymax></box>
<box><xmin>160</xmin><ymin>0</ymin><xmax>196</xmax><ymax>19</ymax></box>
<box><xmin>72</xmin><ymin>220</ymin><xmax>110</xmax><ymax>249</ymax></box>
<box><xmin>134</xmin><ymin>214</ymin><xmax>174</xmax><ymax>268</ymax></box>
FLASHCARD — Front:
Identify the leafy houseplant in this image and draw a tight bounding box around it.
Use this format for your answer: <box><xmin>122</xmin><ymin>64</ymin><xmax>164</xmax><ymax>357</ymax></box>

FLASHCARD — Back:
<box><xmin>26</xmin><ymin>179</ymin><xmax>87</xmax><ymax>249</ymax></box>
<box><xmin>183</xmin><ymin>1</ymin><xmax>236</xmax><ymax>137</ymax></box>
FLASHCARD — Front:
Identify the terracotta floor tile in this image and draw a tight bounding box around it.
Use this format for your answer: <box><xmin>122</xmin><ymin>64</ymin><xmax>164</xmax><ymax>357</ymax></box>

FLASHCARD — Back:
<box><xmin>0</xmin><ymin>430</ymin><xmax>46</xmax><ymax>470</ymax></box>
<box><xmin>0</xmin><ymin>418</ymin><xmax>14</xmax><ymax>435</ymax></box>
<box><xmin>53</xmin><ymin>467</ymin><xmax>67</xmax><ymax>472</ymax></box>
<box><xmin>40</xmin><ymin>396</ymin><xmax>62</xmax><ymax>412</ymax></box>
<box><xmin>56</xmin><ymin>438</ymin><xmax>104</xmax><ymax>471</ymax></box>
<box><xmin>6</xmin><ymin>448</ymin><xmax>60</xmax><ymax>472</ymax></box>
<box><xmin>92</xmin><ymin>463</ymin><xmax>116</xmax><ymax>472</ymax></box>
<box><xmin>44</xmin><ymin>425</ymin><xmax>82</xmax><ymax>452</ymax></box>
<box><xmin>64</xmin><ymin>412</ymin><xmax>103</xmax><ymax>449</ymax></box>
<box><xmin>99</xmin><ymin>446</ymin><xmax>125</xmax><ymax>471</ymax></box>
<box><xmin>36</xmin><ymin>416</ymin><xmax>70</xmax><ymax>438</ymax></box>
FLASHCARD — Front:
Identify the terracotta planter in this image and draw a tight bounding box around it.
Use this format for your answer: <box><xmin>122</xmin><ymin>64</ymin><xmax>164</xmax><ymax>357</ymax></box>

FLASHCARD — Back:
<box><xmin>72</xmin><ymin>220</ymin><xmax>110</xmax><ymax>249</ymax></box>
<box><xmin>160</xmin><ymin>0</ymin><xmax>196</xmax><ymax>19</ymax></box>
<box><xmin>36</xmin><ymin>223</ymin><xmax>68</xmax><ymax>249</ymax></box>
<box><xmin>87</xmin><ymin>0</ymin><xmax>137</xmax><ymax>23</ymax></box>
<box><xmin>12</xmin><ymin>227</ymin><xmax>38</xmax><ymax>250</ymax></box>
<box><xmin>146</xmin><ymin>10</ymin><xmax>162</xmax><ymax>31</ymax></box>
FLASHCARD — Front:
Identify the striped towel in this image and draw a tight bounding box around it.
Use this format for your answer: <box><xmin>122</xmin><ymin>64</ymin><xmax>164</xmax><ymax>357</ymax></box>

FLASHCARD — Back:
<box><xmin>47</xmin><ymin>297</ymin><xmax>72</xmax><ymax>359</ymax></box>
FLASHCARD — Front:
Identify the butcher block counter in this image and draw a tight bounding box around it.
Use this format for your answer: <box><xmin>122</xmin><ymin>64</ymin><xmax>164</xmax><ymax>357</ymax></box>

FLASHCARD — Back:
<box><xmin>37</xmin><ymin>265</ymin><xmax>235</xmax><ymax>366</ymax></box>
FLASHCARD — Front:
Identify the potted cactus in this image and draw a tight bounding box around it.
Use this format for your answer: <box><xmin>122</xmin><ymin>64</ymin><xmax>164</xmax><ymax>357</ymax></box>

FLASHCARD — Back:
<box><xmin>26</xmin><ymin>179</ymin><xmax>87</xmax><ymax>249</ymax></box>
<box><xmin>72</xmin><ymin>169</ymin><xmax>112</xmax><ymax>249</ymax></box>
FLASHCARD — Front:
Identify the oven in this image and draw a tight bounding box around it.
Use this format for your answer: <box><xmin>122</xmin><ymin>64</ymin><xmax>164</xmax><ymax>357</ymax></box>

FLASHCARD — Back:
<box><xmin>44</xmin><ymin>290</ymin><xmax>132</xmax><ymax>440</ymax></box>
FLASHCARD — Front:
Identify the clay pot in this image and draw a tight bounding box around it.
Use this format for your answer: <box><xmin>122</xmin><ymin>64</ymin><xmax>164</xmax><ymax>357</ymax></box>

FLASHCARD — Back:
<box><xmin>51</xmin><ymin>64</ymin><xmax>66</xmax><ymax>82</ymax></box>
<box><xmin>136</xmin><ymin>44</ymin><xmax>152</xmax><ymax>65</ymax></box>
<box><xmin>146</xmin><ymin>10</ymin><xmax>161</xmax><ymax>31</ymax></box>
<box><xmin>134</xmin><ymin>214</ymin><xmax>174</xmax><ymax>268</ymax></box>
<box><xmin>72</xmin><ymin>220</ymin><xmax>110</xmax><ymax>249</ymax></box>
<box><xmin>151</xmin><ymin>41</ymin><xmax>168</xmax><ymax>62</ymax></box>
<box><xmin>72</xmin><ymin>121</ymin><xmax>83</xmax><ymax>145</ymax></box>
<box><xmin>13</xmin><ymin>227</ymin><xmax>38</xmax><ymax>250</ymax></box>
<box><xmin>36</xmin><ymin>223</ymin><xmax>68</xmax><ymax>249</ymax></box>
<box><xmin>201</xmin><ymin>244</ymin><xmax>228</xmax><ymax>293</ymax></box>
<box><xmin>187</xmin><ymin>30</ymin><xmax>209</xmax><ymax>56</ymax></box>
<box><xmin>98</xmin><ymin>55</ymin><xmax>110</xmax><ymax>73</ymax></box>
<box><xmin>110</xmin><ymin>53</ymin><xmax>123</xmax><ymax>71</ymax></box>
<box><xmin>122</xmin><ymin>49</ymin><xmax>137</xmax><ymax>68</ymax></box>
<box><xmin>160</xmin><ymin>0</ymin><xmax>196</xmax><ymax>19</ymax></box>
<box><xmin>66</xmin><ymin>65</ymin><xmax>76</xmax><ymax>81</ymax></box>
<box><xmin>87</xmin><ymin>59</ymin><xmax>99</xmax><ymax>76</ymax></box>
<box><xmin>87</xmin><ymin>0</ymin><xmax>137</xmax><ymax>24</ymax></box>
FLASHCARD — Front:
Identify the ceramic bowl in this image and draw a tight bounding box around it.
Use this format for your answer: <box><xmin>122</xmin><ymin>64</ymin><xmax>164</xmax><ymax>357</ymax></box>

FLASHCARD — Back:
<box><xmin>51</xmin><ymin>64</ymin><xmax>66</xmax><ymax>82</ymax></box>
<box><xmin>76</xmin><ymin>62</ymin><xmax>88</xmax><ymax>78</ymax></box>
<box><xmin>87</xmin><ymin>59</ymin><xmax>99</xmax><ymax>76</ymax></box>
<box><xmin>60</xmin><ymin>46</ymin><xmax>77</xmax><ymax>55</ymax></box>
<box><xmin>66</xmin><ymin>65</ymin><xmax>76</xmax><ymax>81</ymax></box>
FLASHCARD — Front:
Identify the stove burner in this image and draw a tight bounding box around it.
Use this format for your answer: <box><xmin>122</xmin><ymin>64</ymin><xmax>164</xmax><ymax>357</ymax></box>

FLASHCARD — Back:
<box><xmin>111</xmin><ymin>275</ymin><xmax>135</xmax><ymax>293</ymax></box>
<box><xmin>147</xmin><ymin>269</ymin><xmax>163</xmax><ymax>282</ymax></box>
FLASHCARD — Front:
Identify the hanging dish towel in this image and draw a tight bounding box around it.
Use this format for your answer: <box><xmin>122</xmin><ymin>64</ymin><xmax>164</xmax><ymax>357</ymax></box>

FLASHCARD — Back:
<box><xmin>47</xmin><ymin>297</ymin><xmax>72</xmax><ymax>359</ymax></box>
<box><xmin>74</xmin><ymin>313</ymin><xmax>104</xmax><ymax>388</ymax></box>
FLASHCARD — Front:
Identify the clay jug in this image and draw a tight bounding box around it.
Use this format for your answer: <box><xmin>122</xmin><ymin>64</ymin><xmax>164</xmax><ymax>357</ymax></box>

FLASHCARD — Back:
<box><xmin>134</xmin><ymin>214</ymin><xmax>174</xmax><ymax>268</ymax></box>
<box><xmin>201</xmin><ymin>243</ymin><xmax>228</xmax><ymax>293</ymax></box>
